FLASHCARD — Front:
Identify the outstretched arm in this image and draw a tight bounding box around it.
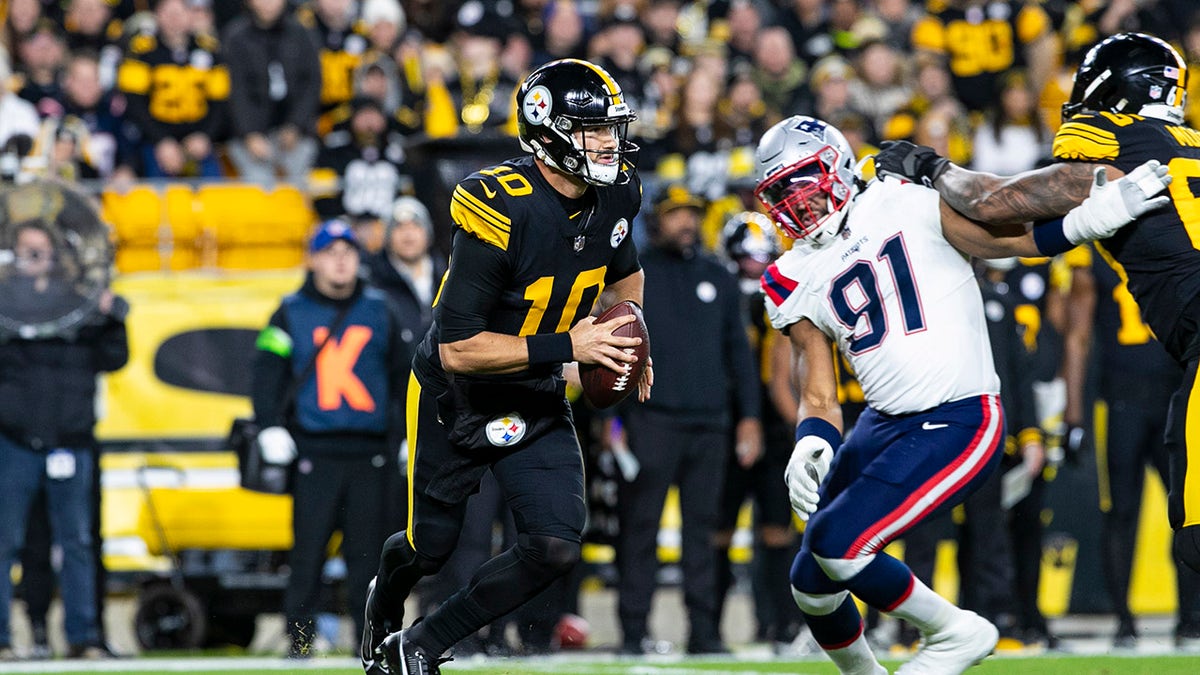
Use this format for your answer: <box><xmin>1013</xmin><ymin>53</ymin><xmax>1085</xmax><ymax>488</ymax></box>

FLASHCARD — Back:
<box><xmin>936</xmin><ymin>162</ymin><xmax>1101</xmax><ymax>225</ymax></box>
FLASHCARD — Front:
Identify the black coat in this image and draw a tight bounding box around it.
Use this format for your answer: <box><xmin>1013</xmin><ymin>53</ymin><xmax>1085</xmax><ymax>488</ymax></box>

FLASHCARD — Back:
<box><xmin>364</xmin><ymin>251</ymin><xmax>446</xmax><ymax>348</ymax></box>
<box><xmin>0</xmin><ymin>301</ymin><xmax>129</xmax><ymax>449</ymax></box>
<box><xmin>222</xmin><ymin>15</ymin><xmax>322</xmax><ymax>136</ymax></box>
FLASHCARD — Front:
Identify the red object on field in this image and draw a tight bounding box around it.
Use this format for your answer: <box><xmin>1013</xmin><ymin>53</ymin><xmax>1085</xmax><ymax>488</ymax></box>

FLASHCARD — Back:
<box><xmin>579</xmin><ymin>301</ymin><xmax>649</xmax><ymax>409</ymax></box>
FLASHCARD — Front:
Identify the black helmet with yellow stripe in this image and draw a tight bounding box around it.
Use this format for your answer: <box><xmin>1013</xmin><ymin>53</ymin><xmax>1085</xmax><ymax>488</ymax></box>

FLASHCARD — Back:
<box><xmin>516</xmin><ymin>59</ymin><xmax>639</xmax><ymax>186</ymax></box>
<box><xmin>1063</xmin><ymin>32</ymin><xmax>1188</xmax><ymax>125</ymax></box>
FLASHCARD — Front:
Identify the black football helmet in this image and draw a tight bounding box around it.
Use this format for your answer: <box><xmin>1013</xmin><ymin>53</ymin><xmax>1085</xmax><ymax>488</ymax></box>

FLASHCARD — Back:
<box><xmin>517</xmin><ymin>59</ymin><xmax>638</xmax><ymax>186</ymax></box>
<box><xmin>1062</xmin><ymin>32</ymin><xmax>1188</xmax><ymax>124</ymax></box>
<box><xmin>721</xmin><ymin>211</ymin><xmax>781</xmax><ymax>264</ymax></box>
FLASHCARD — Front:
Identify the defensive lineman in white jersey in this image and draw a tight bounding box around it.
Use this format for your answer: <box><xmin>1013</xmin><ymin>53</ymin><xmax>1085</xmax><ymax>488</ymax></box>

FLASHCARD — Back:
<box><xmin>754</xmin><ymin>115</ymin><xmax>1171</xmax><ymax>675</ymax></box>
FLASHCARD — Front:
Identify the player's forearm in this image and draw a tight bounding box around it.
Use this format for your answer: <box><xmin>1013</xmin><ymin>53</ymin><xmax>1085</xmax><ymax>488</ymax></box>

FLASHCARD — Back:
<box><xmin>600</xmin><ymin>269</ymin><xmax>644</xmax><ymax>309</ymax></box>
<box><xmin>440</xmin><ymin>331</ymin><xmax>567</xmax><ymax>374</ymax></box>
<box><xmin>936</xmin><ymin>163</ymin><xmax>1095</xmax><ymax>225</ymax></box>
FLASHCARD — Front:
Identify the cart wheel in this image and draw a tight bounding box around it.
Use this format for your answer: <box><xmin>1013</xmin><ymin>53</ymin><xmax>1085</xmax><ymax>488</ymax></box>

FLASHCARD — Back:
<box><xmin>134</xmin><ymin>584</ymin><xmax>207</xmax><ymax>650</ymax></box>
<box><xmin>205</xmin><ymin>613</ymin><xmax>257</xmax><ymax>648</ymax></box>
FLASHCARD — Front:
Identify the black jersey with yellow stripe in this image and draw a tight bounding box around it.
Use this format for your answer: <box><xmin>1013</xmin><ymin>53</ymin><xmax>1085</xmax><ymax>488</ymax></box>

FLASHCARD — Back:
<box><xmin>910</xmin><ymin>0</ymin><xmax>1049</xmax><ymax>112</ymax></box>
<box><xmin>1052</xmin><ymin>111</ymin><xmax>1200</xmax><ymax>361</ymax></box>
<box><xmin>413</xmin><ymin>156</ymin><xmax>642</xmax><ymax>388</ymax></box>
<box><xmin>116</xmin><ymin>31</ymin><xmax>229</xmax><ymax>141</ymax></box>
<box><xmin>1081</xmin><ymin>244</ymin><xmax>1179</xmax><ymax>385</ymax></box>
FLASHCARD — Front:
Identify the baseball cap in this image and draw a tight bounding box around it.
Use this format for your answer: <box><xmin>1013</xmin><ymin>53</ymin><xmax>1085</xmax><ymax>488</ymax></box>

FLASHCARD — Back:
<box><xmin>310</xmin><ymin>219</ymin><xmax>359</xmax><ymax>253</ymax></box>
<box><xmin>654</xmin><ymin>184</ymin><xmax>706</xmax><ymax>215</ymax></box>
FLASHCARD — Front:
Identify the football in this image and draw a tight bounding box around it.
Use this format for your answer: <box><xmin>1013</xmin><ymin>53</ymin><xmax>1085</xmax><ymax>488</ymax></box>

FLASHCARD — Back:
<box><xmin>579</xmin><ymin>300</ymin><xmax>650</xmax><ymax>409</ymax></box>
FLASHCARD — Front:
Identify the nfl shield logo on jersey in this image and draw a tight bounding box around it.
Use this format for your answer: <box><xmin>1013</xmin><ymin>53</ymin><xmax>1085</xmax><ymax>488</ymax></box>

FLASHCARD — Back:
<box><xmin>486</xmin><ymin>413</ymin><xmax>527</xmax><ymax>447</ymax></box>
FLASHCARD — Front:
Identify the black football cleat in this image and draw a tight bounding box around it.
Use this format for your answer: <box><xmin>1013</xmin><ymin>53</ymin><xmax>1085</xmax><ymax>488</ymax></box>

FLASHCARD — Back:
<box><xmin>378</xmin><ymin>629</ymin><xmax>453</xmax><ymax>675</ymax></box>
<box><xmin>361</xmin><ymin>578</ymin><xmax>391</xmax><ymax>674</ymax></box>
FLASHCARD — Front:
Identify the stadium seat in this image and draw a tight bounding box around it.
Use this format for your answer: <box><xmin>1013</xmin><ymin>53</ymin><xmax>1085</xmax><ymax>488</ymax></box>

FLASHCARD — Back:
<box><xmin>197</xmin><ymin>183</ymin><xmax>315</xmax><ymax>247</ymax></box>
<box><xmin>215</xmin><ymin>244</ymin><xmax>305</xmax><ymax>270</ymax></box>
<box><xmin>105</xmin><ymin>184</ymin><xmax>203</xmax><ymax>273</ymax></box>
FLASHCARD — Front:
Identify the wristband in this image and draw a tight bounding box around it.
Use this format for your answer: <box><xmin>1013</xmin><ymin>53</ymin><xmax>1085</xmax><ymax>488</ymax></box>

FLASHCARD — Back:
<box><xmin>527</xmin><ymin>332</ymin><xmax>574</xmax><ymax>365</ymax></box>
<box><xmin>1032</xmin><ymin>217</ymin><xmax>1072</xmax><ymax>257</ymax></box>
<box><xmin>796</xmin><ymin>417</ymin><xmax>842</xmax><ymax>449</ymax></box>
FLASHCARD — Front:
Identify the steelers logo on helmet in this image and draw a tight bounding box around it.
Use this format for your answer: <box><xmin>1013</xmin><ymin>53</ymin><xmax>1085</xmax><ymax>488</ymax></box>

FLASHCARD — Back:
<box><xmin>522</xmin><ymin>85</ymin><xmax>553</xmax><ymax>126</ymax></box>
<box><xmin>754</xmin><ymin>115</ymin><xmax>859</xmax><ymax>246</ymax></box>
<box><xmin>721</xmin><ymin>212</ymin><xmax>781</xmax><ymax>263</ymax></box>
<box><xmin>515</xmin><ymin>59</ymin><xmax>639</xmax><ymax>186</ymax></box>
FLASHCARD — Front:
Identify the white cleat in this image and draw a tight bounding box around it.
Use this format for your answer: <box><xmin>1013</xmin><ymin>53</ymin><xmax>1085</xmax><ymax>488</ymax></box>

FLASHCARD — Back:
<box><xmin>896</xmin><ymin>611</ymin><xmax>999</xmax><ymax>675</ymax></box>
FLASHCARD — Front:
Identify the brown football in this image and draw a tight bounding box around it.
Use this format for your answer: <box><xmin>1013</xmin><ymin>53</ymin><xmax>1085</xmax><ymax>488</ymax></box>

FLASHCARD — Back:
<box><xmin>579</xmin><ymin>301</ymin><xmax>650</xmax><ymax>409</ymax></box>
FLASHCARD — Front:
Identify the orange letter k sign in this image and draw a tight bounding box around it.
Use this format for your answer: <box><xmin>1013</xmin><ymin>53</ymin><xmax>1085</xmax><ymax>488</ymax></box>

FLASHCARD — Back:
<box><xmin>313</xmin><ymin>325</ymin><xmax>376</xmax><ymax>412</ymax></box>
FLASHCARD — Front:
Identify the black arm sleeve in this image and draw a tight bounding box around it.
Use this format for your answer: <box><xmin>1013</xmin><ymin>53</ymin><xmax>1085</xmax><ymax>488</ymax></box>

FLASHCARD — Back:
<box><xmin>724</xmin><ymin>273</ymin><xmax>761</xmax><ymax>420</ymax></box>
<box><xmin>436</xmin><ymin>229</ymin><xmax>510</xmax><ymax>344</ymax></box>
<box><xmin>251</xmin><ymin>306</ymin><xmax>293</xmax><ymax>428</ymax></box>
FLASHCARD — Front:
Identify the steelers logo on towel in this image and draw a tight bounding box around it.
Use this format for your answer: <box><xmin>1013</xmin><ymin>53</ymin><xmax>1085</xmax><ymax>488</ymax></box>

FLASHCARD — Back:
<box><xmin>523</xmin><ymin>85</ymin><xmax>553</xmax><ymax>126</ymax></box>
<box><xmin>486</xmin><ymin>413</ymin><xmax>527</xmax><ymax>447</ymax></box>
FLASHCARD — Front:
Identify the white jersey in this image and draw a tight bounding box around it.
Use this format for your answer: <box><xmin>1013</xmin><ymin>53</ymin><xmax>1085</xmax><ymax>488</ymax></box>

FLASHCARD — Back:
<box><xmin>762</xmin><ymin>178</ymin><xmax>999</xmax><ymax>415</ymax></box>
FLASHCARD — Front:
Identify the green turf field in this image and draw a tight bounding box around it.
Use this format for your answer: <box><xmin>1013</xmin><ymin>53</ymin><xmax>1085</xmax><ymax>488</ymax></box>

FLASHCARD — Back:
<box><xmin>17</xmin><ymin>654</ymin><xmax>1200</xmax><ymax>675</ymax></box>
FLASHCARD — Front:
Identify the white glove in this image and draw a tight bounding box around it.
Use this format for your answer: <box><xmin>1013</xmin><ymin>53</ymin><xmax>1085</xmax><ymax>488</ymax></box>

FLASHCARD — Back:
<box><xmin>784</xmin><ymin>435</ymin><xmax>833</xmax><ymax>521</ymax></box>
<box><xmin>1063</xmin><ymin>159</ymin><xmax>1171</xmax><ymax>244</ymax></box>
<box><xmin>257</xmin><ymin>426</ymin><xmax>297</xmax><ymax>465</ymax></box>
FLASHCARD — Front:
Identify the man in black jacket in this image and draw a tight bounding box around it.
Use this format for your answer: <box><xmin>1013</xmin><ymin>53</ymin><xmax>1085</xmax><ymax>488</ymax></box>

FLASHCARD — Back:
<box><xmin>0</xmin><ymin>221</ymin><xmax>128</xmax><ymax>660</ymax></box>
<box><xmin>612</xmin><ymin>185</ymin><xmax>761</xmax><ymax>655</ymax></box>
<box><xmin>252</xmin><ymin>219</ymin><xmax>411</xmax><ymax>656</ymax></box>
<box><xmin>222</xmin><ymin>0</ymin><xmax>322</xmax><ymax>183</ymax></box>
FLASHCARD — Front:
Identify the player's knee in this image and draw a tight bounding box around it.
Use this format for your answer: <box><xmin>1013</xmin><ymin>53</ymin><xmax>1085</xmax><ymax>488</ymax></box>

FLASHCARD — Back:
<box><xmin>382</xmin><ymin>531</ymin><xmax>449</xmax><ymax>575</ymax></box>
<box><xmin>518</xmin><ymin>533</ymin><xmax>581</xmax><ymax>577</ymax></box>
<box><xmin>790</xmin><ymin>551</ymin><xmax>828</xmax><ymax>594</ymax></box>
<box><xmin>1175</xmin><ymin>525</ymin><xmax>1200</xmax><ymax>574</ymax></box>
<box><xmin>792</xmin><ymin>589</ymin><xmax>849</xmax><ymax>616</ymax></box>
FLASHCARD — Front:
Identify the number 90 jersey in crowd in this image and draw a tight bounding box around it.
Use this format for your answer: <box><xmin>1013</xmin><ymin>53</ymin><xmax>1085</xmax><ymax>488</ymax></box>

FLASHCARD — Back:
<box><xmin>1053</xmin><ymin>111</ymin><xmax>1200</xmax><ymax>362</ymax></box>
<box><xmin>761</xmin><ymin>178</ymin><xmax>999</xmax><ymax>415</ymax></box>
<box><xmin>412</xmin><ymin>155</ymin><xmax>643</xmax><ymax>386</ymax></box>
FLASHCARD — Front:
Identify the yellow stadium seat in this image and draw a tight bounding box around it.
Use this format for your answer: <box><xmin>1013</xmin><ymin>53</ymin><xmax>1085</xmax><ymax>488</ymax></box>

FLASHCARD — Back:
<box><xmin>103</xmin><ymin>186</ymin><xmax>165</xmax><ymax>245</ymax></box>
<box><xmin>115</xmin><ymin>242</ymin><xmax>201</xmax><ymax>274</ymax></box>
<box><xmin>198</xmin><ymin>184</ymin><xmax>314</xmax><ymax>246</ymax></box>
<box><xmin>164</xmin><ymin>183</ymin><xmax>200</xmax><ymax>241</ymax></box>
<box><xmin>215</xmin><ymin>244</ymin><xmax>305</xmax><ymax>270</ymax></box>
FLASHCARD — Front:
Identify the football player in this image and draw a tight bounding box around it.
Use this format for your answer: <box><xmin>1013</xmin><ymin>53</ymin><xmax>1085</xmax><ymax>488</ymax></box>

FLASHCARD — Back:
<box><xmin>874</xmin><ymin>32</ymin><xmax>1200</xmax><ymax>575</ymax></box>
<box><xmin>359</xmin><ymin>59</ymin><xmax>652</xmax><ymax>675</ymax></box>
<box><xmin>755</xmin><ymin>115</ymin><xmax>1168</xmax><ymax>674</ymax></box>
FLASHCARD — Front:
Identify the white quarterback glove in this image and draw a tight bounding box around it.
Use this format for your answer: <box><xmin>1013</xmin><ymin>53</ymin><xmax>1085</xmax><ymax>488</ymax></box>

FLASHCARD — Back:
<box><xmin>1063</xmin><ymin>159</ymin><xmax>1171</xmax><ymax>244</ymax></box>
<box><xmin>785</xmin><ymin>436</ymin><xmax>833</xmax><ymax>521</ymax></box>
<box><xmin>257</xmin><ymin>426</ymin><xmax>297</xmax><ymax>465</ymax></box>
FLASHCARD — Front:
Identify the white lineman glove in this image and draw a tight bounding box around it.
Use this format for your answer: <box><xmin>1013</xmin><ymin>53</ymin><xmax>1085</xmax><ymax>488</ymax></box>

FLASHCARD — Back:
<box><xmin>785</xmin><ymin>436</ymin><xmax>833</xmax><ymax>521</ymax></box>
<box><xmin>257</xmin><ymin>426</ymin><xmax>297</xmax><ymax>465</ymax></box>
<box><xmin>1063</xmin><ymin>159</ymin><xmax>1171</xmax><ymax>244</ymax></box>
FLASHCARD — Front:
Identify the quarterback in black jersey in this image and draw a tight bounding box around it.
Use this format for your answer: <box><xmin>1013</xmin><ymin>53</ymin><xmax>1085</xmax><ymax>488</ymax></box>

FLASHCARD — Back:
<box><xmin>875</xmin><ymin>32</ymin><xmax>1200</xmax><ymax>573</ymax></box>
<box><xmin>360</xmin><ymin>59</ymin><xmax>652</xmax><ymax>675</ymax></box>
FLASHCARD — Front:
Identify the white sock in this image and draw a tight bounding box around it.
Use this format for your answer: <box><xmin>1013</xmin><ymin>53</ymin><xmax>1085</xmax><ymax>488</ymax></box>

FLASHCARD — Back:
<box><xmin>826</xmin><ymin>632</ymin><xmax>885</xmax><ymax>675</ymax></box>
<box><xmin>886</xmin><ymin>575</ymin><xmax>958</xmax><ymax>634</ymax></box>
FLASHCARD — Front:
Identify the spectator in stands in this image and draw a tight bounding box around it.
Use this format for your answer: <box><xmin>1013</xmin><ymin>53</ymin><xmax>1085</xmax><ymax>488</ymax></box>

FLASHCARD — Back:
<box><xmin>723</xmin><ymin>0</ymin><xmax>763</xmax><ymax>73</ymax></box>
<box><xmin>779</xmin><ymin>0</ymin><xmax>835</xmax><ymax>68</ymax></box>
<box><xmin>590</xmin><ymin>14</ymin><xmax>647</xmax><ymax>108</ymax></box>
<box><xmin>881</xmin><ymin>57</ymin><xmax>954</xmax><ymax>140</ymax></box>
<box><xmin>117</xmin><ymin>0</ymin><xmax>228</xmax><ymax>178</ymax></box>
<box><xmin>808</xmin><ymin>54</ymin><xmax>859</xmax><ymax>125</ymax></box>
<box><xmin>0</xmin><ymin>221</ymin><xmax>128</xmax><ymax>661</ymax></box>
<box><xmin>431</xmin><ymin>2</ymin><xmax>520</xmax><ymax>136</ymax></box>
<box><xmin>298</xmin><ymin>0</ymin><xmax>369</xmax><ymax>135</ymax></box>
<box><xmin>59</xmin><ymin>51</ymin><xmax>134</xmax><ymax>182</ymax></box>
<box><xmin>15</xmin><ymin>21</ymin><xmax>66</xmax><ymax>118</ymax></box>
<box><xmin>530</xmin><ymin>0</ymin><xmax>586</xmax><ymax>68</ymax></box>
<box><xmin>361</xmin><ymin>0</ymin><xmax>405</xmax><ymax>58</ymax></box>
<box><xmin>642</xmin><ymin>0</ymin><xmax>682</xmax><ymax>54</ymax></box>
<box><xmin>223</xmin><ymin>0</ymin><xmax>322</xmax><ymax>183</ymax></box>
<box><xmin>970</xmin><ymin>70</ymin><xmax>1049</xmax><ymax>176</ymax></box>
<box><xmin>0</xmin><ymin>49</ymin><xmax>41</xmax><ymax>148</ymax></box>
<box><xmin>251</xmin><ymin>219</ymin><xmax>411</xmax><ymax>657</ymax></box>
<box><xmin>717</xmin><ymin>69</ymin><xmax>771</xmax><ymax>148</ymax></box>
<box><xmin>751</xmin><ymin>26</ymin><xmax>811</xmax><ymax>120</ymax></box>
<box><xmin>873</xmin><ymin>0</ymin><xmax>921</xmax><ymax>52</ymax></box>
<box><xmin>911</xmin><ymin>0</ymin><xmax>1055</xmax><ymax>114</ymax></box>
<box><xmin>848</xmin><ymin>40</ymin><xmax>910</xmax><ymax>137</ymax></box>
<box><xmin>613</xmin><ymin>185</ymin><xmax>760</xmax><ymax>656</ymax></box>
<box><xmin>62</xmin><ymin>0</ymin><xmax>123</xmax><ymax>90</ymax></box>
<box><xmin>4</xmin><ymin>0</ymin><xmax>43</xmax><ymax>60</ymax></box>
<box><xmin>186</xmin><ymin>0</ymin><xmax>216</xmax><ymax>38</ymax></box>
<box><xmin>310</xmin><ymin>95</ymin><xmax>411</xmax><ymax>236</ymax></box>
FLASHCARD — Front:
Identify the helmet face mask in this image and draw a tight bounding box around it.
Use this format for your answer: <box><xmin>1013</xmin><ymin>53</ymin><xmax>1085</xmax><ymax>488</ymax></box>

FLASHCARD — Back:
<box><xmin>1062</xmin><ymin>32</ymin><xmax>1188</xmax><ymax>125</ymax></box>
<box><xmin>518</xmin><ymin>59</ymin><xmax>639</xmax><ymax>186</ymax></box>
<box><xmin>754</xmin><ymin>116</ymin><xmax>857</xmax><ymax>245</ymax></box>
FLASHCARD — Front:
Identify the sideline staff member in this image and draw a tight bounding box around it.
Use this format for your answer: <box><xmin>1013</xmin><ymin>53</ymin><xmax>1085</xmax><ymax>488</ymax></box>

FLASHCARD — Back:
<box><xmin>253</xmin><ymin>219</ymin><xmax>410</xmax><ymax>656</ymax></box>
